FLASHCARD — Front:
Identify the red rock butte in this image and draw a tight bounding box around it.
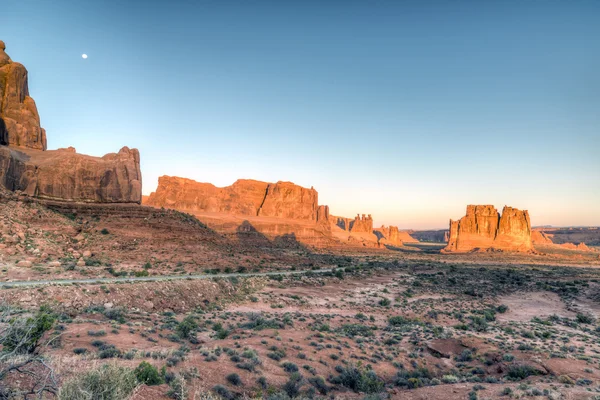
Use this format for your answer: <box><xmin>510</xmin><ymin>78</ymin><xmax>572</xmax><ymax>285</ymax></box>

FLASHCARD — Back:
<box><xmin>443</xmin><ymin>205</ymin><xmax>533</xmax><ymax>253</ymax></box>
<box><xmin>144</xmin><ymin>175</ymin><xmax>417</xmax><ymax>248</ymax></box>
<box><xmin>0</xmin><ymin>41</ymin><xmax>142</xmax><ymax>203</ymax></box>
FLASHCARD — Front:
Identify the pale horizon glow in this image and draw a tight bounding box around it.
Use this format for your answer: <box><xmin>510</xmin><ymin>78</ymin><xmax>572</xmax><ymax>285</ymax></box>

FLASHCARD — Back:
<box><xmin>3</xmin><ymin>1</ymin><xmax>599</xmax><ymax>230</ymax></box>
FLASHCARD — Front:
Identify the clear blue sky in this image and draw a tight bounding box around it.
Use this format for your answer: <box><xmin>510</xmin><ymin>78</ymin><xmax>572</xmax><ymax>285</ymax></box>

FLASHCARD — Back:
<box><xmin>3</xmin><ymin>0</ymin><xmax>599</xmax><ymax>229</ymax></box>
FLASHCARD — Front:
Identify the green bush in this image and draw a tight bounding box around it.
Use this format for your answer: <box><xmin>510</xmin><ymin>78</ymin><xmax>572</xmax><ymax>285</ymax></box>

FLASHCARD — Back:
<box><xmin>134</xmin><ymin>361</ymin><xmax>163</xmax><ymax>385</ymax></box>
<box><xmin>226</xmin><ymin>373</ymin><xmax>242</xmax><ymax>386</ymax></box>
<box><xmin>58</xmin><ymin>364</ymin><xmax>137</xmax><ymax>400</ymax></box>
<box><xmin>176</xmin><ymin>315</ymin><xmax>198</xmax><ymax>339</ymax></box>
<box><xmin>331</xmin><ymin>364</ymin><xmax>384</xmax><ymax>393</ymax></box>
<box><xmin>2</xmin><ymin>306</ymin><xmax>55</xmax><ymax>354</ymax></box>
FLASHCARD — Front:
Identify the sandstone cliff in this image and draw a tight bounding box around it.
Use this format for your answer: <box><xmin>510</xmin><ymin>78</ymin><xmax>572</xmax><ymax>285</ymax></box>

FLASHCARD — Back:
<box><xmin>374</xmin><ymin>226</ymin><xmax>418</xmax><ymax>246</ymax></box>
<box><xmin>0</xmin><ymin>41</ymin><xmax>46</xmax><ymax>150</ymax></box>
<box><xmin>145</xmin><ymin>176</ymin><xmax>321</xmax><ymax>222</ymax></box>
<box><xmin>0</xmin><ymin>146</ymin><xmax>141</xmax><ymax>203</ymax></box>
<box><xmin>532</xmin><ymin>230</ymin><xmax>553</xmax><ymax>244</ymax></box>
<box><xmin>0</xmin><ymin>41</ymin><xmax>142</xmax><ymax>203</ymax></box>
<box><xmin>444</xmin><ymin>205</ymin><xmax>533</xmax><ymax>253</ymax></box>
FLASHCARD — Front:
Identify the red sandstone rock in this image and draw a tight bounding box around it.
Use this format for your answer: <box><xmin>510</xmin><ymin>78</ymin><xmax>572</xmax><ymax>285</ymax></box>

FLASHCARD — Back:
<box><xmin>0</xmin><ymin>41</ymin><xmax>142</xmax><ymax>204</ymax></box>
<box><xmin>0</xmin><ymin>146</ymin><xmax>142</xmax><ymax>203</ymax></box>
<box><xmin>146</xmin><ymin>176</ymin><xmax>322</xmax><ymax>222</ymax></box>
<box><xmin>374</xmin><ymin>226</ymin><xmax>418</xmax><ymax>246</ymax></box>
<box><xmin>258</xmin><ymin>181</ymin><xmax>319</xmax><ymax>220</ymax></box>
<box><xmin>350</xmin><ymin>214</ymin><xmax>373</xmax><ymax>233</ymax></box>
<box><xmin>0</xmin><ymin>42</ymin><xmax>46</xmax><ymax>150</ymax></box>
<box><xmin>532</xmin><ymin>230</ymin><xmax>553</xmax><ymax>244</ymax></box>
<box><xmin>444</xmin><ymin>205</ymin><xmax>533</xmax><ymax>253</ymax></box>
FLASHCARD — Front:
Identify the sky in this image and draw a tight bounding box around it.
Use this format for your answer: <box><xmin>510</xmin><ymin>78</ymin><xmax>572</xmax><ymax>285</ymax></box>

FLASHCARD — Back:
<box><xmin>2</xmin><ymin>0</ymin><xmax>599</xmax><ymax>229</ymax></box>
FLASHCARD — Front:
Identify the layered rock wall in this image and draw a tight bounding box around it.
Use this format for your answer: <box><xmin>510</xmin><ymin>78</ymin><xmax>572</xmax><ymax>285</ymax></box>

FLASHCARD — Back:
<box><xmin>0</xmin><ymin>146</ymin><xmax>142</xmax><ymax>203</ymax></box>
<box><xmin>145</xmin><ymin>176</ymin><xmax>320</xmax><ymax>222</ymax></box>
<box><xmin>0</xmin><ymin>41</ymin><xmax>142</xmax><ymax>203</ymax></box>
<box><xmin>444</xmin><ymin>205</ymin><xmax>533</xmax><ymax>252</ymax></box>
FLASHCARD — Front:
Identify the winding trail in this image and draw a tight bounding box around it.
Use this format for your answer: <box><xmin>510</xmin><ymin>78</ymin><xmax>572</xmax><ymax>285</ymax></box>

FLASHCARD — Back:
<box><xmin>0</xmin><ymin>268</ymin><xmax>334</xmax><ymax>288</ymax></box>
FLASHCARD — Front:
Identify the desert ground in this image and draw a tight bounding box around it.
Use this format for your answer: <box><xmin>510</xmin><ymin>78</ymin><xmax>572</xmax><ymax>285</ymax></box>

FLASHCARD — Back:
<box><xmin>2</xmin><ymin>191</ymin><xmax>600</xmax><ymax>400</ymax></box>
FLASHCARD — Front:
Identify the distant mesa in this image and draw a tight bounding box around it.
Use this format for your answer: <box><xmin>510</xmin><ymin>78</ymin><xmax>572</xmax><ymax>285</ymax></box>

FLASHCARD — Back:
<box><xmin>144</xmin><ymin>176</ymin><xmax>417</xmax><ymax>248</ymax></box>
<box><xmin>532</xmin><ymin>229</ymin><xmax>595</xmax><ymax>252</ymax></box>
<box><xmin>0</xmin><ymin>41</ymin><xmax>142</xmax><ymax>203</ymax></box>
<box><xmin>443</xmin><ymin>205</ymin><xmax>533</xmax><ymax>253</ymax></box>
<box><xmin>145</xmin><ymin>176</ymin><xmax>321</xmax><ymax>221</ymax></box>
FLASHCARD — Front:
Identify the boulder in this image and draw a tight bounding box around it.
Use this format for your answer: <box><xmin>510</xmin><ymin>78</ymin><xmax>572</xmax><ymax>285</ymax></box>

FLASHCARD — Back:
<box><xmin>444</xmin><ymin>205</ymin><xmax>533</xmax><ymax>253</ymax></box>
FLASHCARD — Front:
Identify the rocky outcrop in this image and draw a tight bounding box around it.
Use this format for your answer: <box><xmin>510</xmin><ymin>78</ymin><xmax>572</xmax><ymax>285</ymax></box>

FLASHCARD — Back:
<box><xmin>145</xmin><ymin>176</ymin><xmax>321</xmax><ymax>222</ymax></box>
<box><xmin>374</xmin><ymin>226</ymin><xmax>418</xmax><ymax>246</ymax></box>
<box><xmin>533</xmin><ymin>230</ymin><xmax>595</xmax><ymax>252</ymax></box>
<box><xmin>443</xmin><ymin>205</ymin><xmax>533</xmax><ymax>253</ymax></box>
<box><xmin>0</xmin><ymin>146</ymin><xmax>142</xmax><ymax>203</ymax></box>
<box><xmin>0</xmin><ymin>41</ymin><xmax>46</xmax><ymax>150</ymax></box>
<box><xmin>350</xmin><ymin>214</ymin><xmax>373</xmax><ymax>233</ymax></box>
<box><xmin>317</xmin><ymin>205</ymin><xmax>330</xmax><ymax>223</ymax></box>
<box><xmin>0</xmin><ymin>41</ymin><xmax>142</xmax><ymax>204</ymax></box>
<box><xmin>532</xmin><ymin>230</ymin><xmax>553</xmax><ymax>244</ymax></box>
<box><xmin>257</xmin><ymin>181</ymin><xmax>319</xmax><ymax>220</ymax></box>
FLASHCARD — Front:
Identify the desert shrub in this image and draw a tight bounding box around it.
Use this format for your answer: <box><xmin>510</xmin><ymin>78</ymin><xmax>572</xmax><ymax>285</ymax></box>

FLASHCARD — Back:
<box><xmin>134</xmin><ymin>270</ymin><xmax>149</xmax><ymax>277</ymax></box>
<box><xmin>103</xmin><ymin>308</ymin><xmax>126</xmax><ymax>324</ymax></box>
<box><xmin>2</xmin><ymin>306</ymin><xmax>55</xmax><ymax>354</ymax></box>
<box><xmin>394</xmin><ymin>367</ymin><xmax>433</xmax><ymax>388</ymax></box>
<box><xmin>308</xmin><ymin>376</ymin><xmax>329</xmax><ymax>395</ymax></box>
<box><xmin>506</xmin><ymin>364</ymin><xmax>538</xmax><ymax>380</ymax></box>
<box><xmin>378</xmin><ymin>298</ymin><xmax>391</xmax><ymax>307</ymax></box>
<box><xmin>134</xmin><ymin>361</ymin><xmax>163</xmax><ymax>385</ymax></box>
<box><xmin>176</xmin><ymin>315</ymin><xmax>198</xmax><ymax>339</ymax></box>
<box><xmin>340</xmin><ymin>324</ymin><xmax>374</xmax><ymax>337</ymax></box>
<box><xmin>212</xmin><ymin>385</ymin><xmax>233</xmax><ymax>400</ymax></box>
<box><xmin>98</xmin><ymin>344</ymin><xmax>121</xmax><ymax>359</ymax></box>
<box><xmin>100</xmin><ymin>228</ymin><xmax>110</xmax><ymax>235</ymax></box>
<box><xmin>58</xmin><ymin>364</ymin><xmax>137</xmax><ymax>400</ymax></box>
<box><xmin>167</xmin><ymin>374</ymin><xmax>187</xmax><ymax>400</ymax></box>
<box><xmin>576</xmin><ymin>313</ymin><xmax>594</xmax><ymax>324</ymax></box>
<box><xmin>281</xmin><ymin>362</ymin><xmax>298</xmax><ymax>373</ymax></box>
<box><xmin>87</xmin><ymin>330</ymin><xmax>106</xmax><ymax>337</ymax></box>
<box><xmin>388</xmin><ymin>316</ymin><xmax>417</xmax><ymax>327</ymax></box>
<box><xmin>456</xmin><ymin>349</ymin><xmax>473</xmax><ymax>362</ymax></box>
<box><xmin>283</xmin><ymin>373</ymin><xmax>304</xmax><ymax>398</ymax></box>
<box><xmin>226</xmin><ymin>373</ymin><xmax>242</xmax><ymax>386</ymax></box>
<box><xmin>469</xmin><ymin>316</ymin><xmax>488</xmax><ymax>332</ymax></box>
<box><xmin>496</xmin><ymin>304</ymin><xmax>509</xmax><ymax>313</ymax></box>
<box><xmin>241</xmin><ymin>313</ymin><xmax>284</xmax><ymax>330</ymax></box>
<box><xmin>257</xmin><ymin>376</ymin><xmax>268</xmax><ymax>389</ymax></box>
<box><xmin>73</xmin><ymin>348</ymin><xmax>88</xmax><ymax>355</ymax></box>
<box><xmin>331</xmin><ymin>364</ymin><xmax>384</xmax><ymax>393</ymax></box>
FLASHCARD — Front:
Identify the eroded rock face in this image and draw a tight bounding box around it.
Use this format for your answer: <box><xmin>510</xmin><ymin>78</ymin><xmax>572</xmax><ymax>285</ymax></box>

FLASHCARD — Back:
<box><xmin>444</xmin><ymin>205</ymin><xmax>533</xmax><ymax>252</ymax></box>
<box><xmin>350</xmin><ymin>214</ymin><xmax>373</xmax><ymax>233</ymax></box>
<box><xmin>258</xmin><ymin>182</ymin><xmax>318</xmax><ymax>220</ymax></box>
<box><xmin>532</xmin><ymin>230</ymin><xmax>553</xmax><ymax>244</ymax></box>
<box><xmin>145</xmin><ymin>176</ymin><xmax>321</xmax><ymax>221</ymax></box>
<box><xmin>0</xmin><ymin>41</ymin><xmax>142</xmax><ymax>204</ymax></box>
<box><xmin>0</xmin><ymin>146</ymin><xmax>142</xmax><ymax>203</ymax></box>
<box><xmin>0</xmin><ymin>42</ymin><xmax>46</xmax><ymax>150</ymax></box>
<box><xmin>374</xmin><ymin>225</ymin><xmax>418</xmax><ymax>246</ymax></box>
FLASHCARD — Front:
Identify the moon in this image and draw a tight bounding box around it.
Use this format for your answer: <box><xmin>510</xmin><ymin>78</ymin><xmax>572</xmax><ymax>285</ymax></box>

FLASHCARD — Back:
<box><xmin>81</xmin><ymin>54</ymin><xmax>88</xmax><ymax>59</ymax></box>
